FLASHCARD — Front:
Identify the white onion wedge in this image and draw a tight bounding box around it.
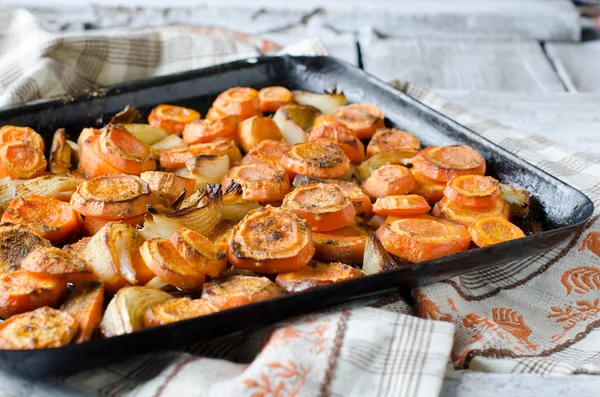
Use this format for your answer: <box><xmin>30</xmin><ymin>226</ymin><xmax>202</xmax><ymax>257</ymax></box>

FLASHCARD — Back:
<box><xmin>356</xmin><ymin>149</ymin><xmax>418</xmax><ymax>180</ymax></box>
<box><xmin>273</xmin><ymin>104</ymin><xmax>320</xmax><ymax>144</ymax></box>
<box><xmin>292</xmin><ymin>90</ymin><xmax>346</xmax><ymax>115</ymax></box>
<box><xmin>500</xmin><ymin>183</ymin><xmax>531</xmax><ymax>218</ymax></box>
<box><xmin>49</xmin><ymin>128</ymin><xmax>72</xmax><ymax>174</ymax></box>
<box><xmin>221</xmin><ymin>182</ymin><xmax>260</xmax><ymax>222</ymax></box>
<box><xmin>145</xmin><ymin>276</ymin><xmax>174</xmax><ymax>291</ymax></box>
<box><xmin>123</xmin><ymin>123</ymin><xmax>169</xmax><ymax>145</ymax></box>
<box><xmin>0</xmin><ymin>174</ymin><xmax>83</xmax><ymax>212</ymax></box>
<box><xmin>151</xmin><ymin>134</ymin><xmax>186</xmax><ymax>155</ymax></box>
<box><xmin>185</xmin><ymin>154</ymin><xmax>230</xmax><ymax>190</ymax></box>
<box><xmin>362</xmin><ymin>234</ymin><xmax>401</xmax><ymax>276</ymax></box>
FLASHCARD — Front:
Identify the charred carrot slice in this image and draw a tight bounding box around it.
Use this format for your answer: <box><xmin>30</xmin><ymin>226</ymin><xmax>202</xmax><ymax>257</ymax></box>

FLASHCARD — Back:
<box><xmin>202</xmin><ymin>275</ymin><xmax>285</xmax><ymax>309</ymax></box>
<box><xmin>144</xmin><ymin>297</ymin><xmax>218</xmax><ymax>327</ymax></box>
<box><xmin>227</xmin><ymin>206</ymin><xmax>314</xmax><ymax>274</ymax></box>
<box><xmin>98</xmin><ymin>125</ymin><xmax>156</xmax><ymax>174</ymax></box>
<box><xmin>222</xmin><ymin>164</ymin><xmax>290</xmax><ymax>203</ymax></box>
<box><xmin>212</xmin><ymin>87</ymin><xmax>260</xmax><ymax>120</ymax></box>
<box><xmin>443</xmin><ymin>175</ymin><xmax>501</xmax><ymax>208</ymax></box>
<box><xmin>160</xmin><ymin>139</ymin><xmax>242</xmax><ymax>171</ymax></box>
<box><xmin>258</xmin><ymin>86</ymin><xmax>293</xmax><ymax>113</ymax></box>
<box><xmin>140</xmin><ymin>238</ymin><xmax>206</xmax><ymax>291</ymax></box>
<box><xmin>81</xmin><ymin>213</ymin><xmax>145</xmax><ymax>237</ymax></box>
<box><xmin>60</xmin><ymin>280</ymin><xmax>104</xmax><ymax>343</ymax></box>
<box><xmin>468</xmin><ymin>215</ymin><xmax>525</xmax><ymax>247</ymax></box>
<box><xmin>0</xmin><ymin>306</ymin><xmax>77</xmax><ymax>349</ymax></box>
<box><xmin>432</xmin><ymin>196</ymin><xmax>510</xmax><ymax>228</ymax></box>
<box><xmin>170</xmin><ymin>228</ymin><xmax>227</xmax><ymax>277</ymax></box>
<box><xmin>283</xmin><ymin>183</ymin><xmax>356</xmax><ymax>232</ymax></box>
<box><xmin>77</xmin><ymin>132</ymin><xmax>123</xmax><ymax>179</ymax></box>
<box><xmin>366</xmin><ymin>128</ymin><xmax>421</xmax><ymax>157</ymax></box>
<box><xmin>375</xmin><ymin>215</ymin><xmax>471</xmax><ymax>262</ymax></box>
<box><xmin>309</xmin><ymin>121</ymin><xmax>365</xmax><ymax>164</ymax></box>
<box><xmin>182</xmin><ymin>115</ymin><xmax>239</xmax><ymax>145</ymax></box>
<box><xmin>281</xmin><ymin>141</ymin><xmax>350</xmax><ymax>179</ymax></box>
<box><xmin>334</xmin><ymin>104</ymin><xmax>385</xmax><ymax>139</ymax></box>
<box><xmin>275</xmin><ymin>261</ymin><xmax>363</xmax><ymax>293</ymax></box>
<box><xmin>312</xmin><ymin>225</ymin><xmax>369</xmax><ymax>264</ymax></box>
<box><xmin>413</xmin><ymin>145</ymin><xmax>486</xmax><ymax>183</ymax></box>
<box><xmin>2</xmin><ymin>195</ymin><xmax>82</xmax><ymax>244</ymax></box>
<box><xmin>362</xmin><ymin>164</ymin><xmax>417</xmax><ymax>198</ymax></box>
<box><xmin>148</xmin><ymin>104</ymin><xmax>200</xmax><ymax>135</ymax></box>
<box><xmin>235</xmin><ymin>116</ymin><xmax>283</xmax><ymax>153</ymax></box>
<box><xmin>71</xmin><ymin>174</ymin><xmax>154</xmax><ymax>220</ymax></box>
<box><xmin>0</xmin><ymin>223</ymin><xmax>51</xmax><ymax>273</ymax></box>
<box><xmin>21</xmin><ymin>247</ymin><xmax>91</xmax><ymax>278</ymax></box>
<box><xmin>0</xmin><ymin>125</ymin><xmax>44</xmax><ymax>152</ymax></box>
<box><xmin>373</xmin><ymin>195</ymin><xmax>431</xmax><ymax>217</ymax></box>
<box><xmin>0</xmin><ymin>270</ymin><xmax>68</xmax><ymax>319</ymax></box>
<box><xmin>0</xmin><ymin>142</ymin><xmax>46</xmax><ymax>179</ymax></box>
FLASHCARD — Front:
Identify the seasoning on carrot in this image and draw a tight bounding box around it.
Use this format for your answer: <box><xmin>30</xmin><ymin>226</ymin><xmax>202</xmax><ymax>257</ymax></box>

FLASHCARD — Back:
<box><xmin>468</xmin><ymin>215</ymin><xmax>526</xmax><ymax>248</ymax></box>
<box><xmin>275</xmin><ymin>261</ymin><xmax>363</xmax><ymax>293</ymax></box>
<box><xmin>0</xmin><ymin>125</ymin><xmax>44</xmax><ymax>152</ymax></box>
<box><xmin>182</xmin><ymin>115</ymin><xmax>239</xmax><ymax>145</ymax></box>
<box><xmin>0</xmin><ymin>142</ymin><xmax>47</xmax><ymax>179</ymax></box>
<box><xmin>412</xmin><ymin>145</ymin><xmax>486</xmax><ymax>183</ymax></box>
<box><xmin>443</xmin><ymin>175</ymin><xmax>501</xmax><ymax>208</ymax></box>
<box><xmin>309</xmin><ymin>121</ymin><xmax>366</xmax><ymax>164</ymax></box>
<box><xmin>366</xmin><ymin>128</ymin><xmax>421</xmax><ymax>157</ymax></box>
<box><xmin>312</xmin><ymin>224</ymin><xmax>369</xmax><ymax>264</ymax></box>
<box><xmin>235</xmin><ymin>116</ymin><xmax>283</xmax><ymax>153</ymax></box>
<box><xmin>159</xmin><ymin>139</ymin><xmax>242</xmax><ymax>171</ymax></box>
<box><xmin>432</xmin><ymin>196</ymin><xmax>510</xmax><ymax>228</ymax></box>
<box><xmin>0</xmin><ymin>223</ymin><xmax>51</xmax><ymax>273</ymax></box>
<box><xmin>280</xmin><ymin>140</ymin><xmax>350</xmax><ymax>179</ymax></box>
<box><xmin>334</xmin><ymin>103</ymin><xmax>385</xmax><ymax>139</ymax></box>
<box><xmin>63</xmin><ymin>236</ymin><xmax>91</xmax><ymax>260</ymax></box>
<box><xmin>60</xmin><ymin>280</ymin><xmax>104</xmax><ymax>343</ymax></box>
<box><xmin>21</xmin><ymin>247</ymin><xmax>92</xmax><ymax>279</ymax></box>
<box><xmin>148</xmin><ymin>104</ymin><xmax>200</xmax><ymax>135</ymax></box>
<box><xmin>212</xmin><ymin>87</ymin><xmax>260</xmax><ymax>120</ymax></box>
<box><xmin>362</xmin><ymin>164</ymin><xmax>417</xmax><ymax>198</ymax></box>
<box><xmin>170</xmin><ymin>228</ymin><xmax>226</xmax><ymax>277</ymax></box>
<box><xmin>222</xmin><ymin>164</ymin><xmax>290</xmax><ymax>203</ymax></box>
<box><xmin>372</xmin><ymin>195</ymin><xmax>431</xmax><ymax>217</ymax></box>
<box><xmin>258</xmin><ymin>86</ymin><xmax>293</xmax><ymax>113</ymax></box>
<box><xmin>144</xmin><ymin>297</ymin><xmax>218</xmax><ymax>327</ymax></box>
<box><xmin>202</xmin><ymin>275</ymin><xmax>285</xmax><ymax>309</ymax></box>
<box><xmin>98</xmin><ymin>124</ymin><xmax>156</xmax><ymax>174</ymax></box>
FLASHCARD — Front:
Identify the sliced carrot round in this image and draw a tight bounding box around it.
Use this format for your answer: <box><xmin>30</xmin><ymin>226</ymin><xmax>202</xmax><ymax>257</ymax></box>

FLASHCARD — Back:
<box><xmin>148</xmin><ymin>104</ymin><xmax>200</xmax><ymax>135</ymax></box>
<box><xmin>332</xmin><ymin>180</ymin><xmax>373</xmax><ymax>219</ymax></box>
<box><xmin>2</xmin><ymin>195</ymin><xmax>82</xmax><ymax>244</ymax></box>
<box><xmin>375</xmin><ymin>215</ymin><xmax>471</xmax><ymax>262</ymax></box>
<box><xmin>81</xmin><ymin>213</ymin><xmax>146</xmax><ymax>237</ymax></box>
<box><xmin>144</xmin><ymin>297</ymin><xmax>218</xmax><ymax>327</ymax></box>
<box><xmin>77</xmin><ymin>133</ymin><xmax>123</xmax><ymax>179</ymax></box>
<box><xmin>410</xmin><ymin>169</ymin><xmax>446</xmax><ymax>203</ymax></box>
<box><xmin>227</xmin><ymin>206</ymin><xmax>314</xmax><ymax>274</ymax></box>
<box><xmin>281</xmin><ymin>141</ymin><xmax>350</xmax><ymax>179</ymax></box>
<box><xmin>334</xmin><ymin>103</ymin><xmax>385</xmax><ymax>139</ymax></box>
<box><xmin>312</xmin><ymin>225</ymin><xmax>369</xmax><ymax>264</ymax></box>
<box><xmin>366</xmin><ymin>128</ymin><xmax>421</xmax><ymax>157</ymax></box>
<box><xmin>258</xmin><ymin>86</ymin><xmax>293</xmax><ymax>113</ymax></box>
<box><xmin>140</xmin><ymin>170</ymin><xmax>196</xmax><ymax>204</ymax></box>
<box><xmin>98</xmin><ymin>125</ymin><xmax>156</xmax><ymax>174</ymax></box>
<box><xmin>202</xmin><ymin>275</ymin><xmax>285</xmax><ymax>309</ymax></box>
<box><xmin>170</xmin><ymin>228</ymin><xmax>227</xmax><ymax>277</ymax></box>
<box><xmin>71</xmin><ymin>174</ymin><xmax>154</xmax><ymax>220</ymax></box>
<box><xmin>213</xmin><ymin>87</ymin><xmax>260</xmax><ymax>120</ymax></box>
<box><xmin>275</xmin><ymin>261</ymin><xmax>363</xmax><ymax>293</ymax></box>
<box><xmin>21</xmin><ymin>247</ymin><xmax>90</xmax><ymax>277</ymax></box>
<box><xmin>0</xmin><ymin>223</ymin><xmax>52</xmax><ymax>273</ymax></box>
<box><xmin>413</xmin><ymin>145</ymin><xmax>486</xmax><ymax>183</ymax></box>
<box><xmin>0</xmin><ymin>142</ymin><xmax>46</xmax><ymax>180</ymax></box>
<box><xmin>0</xmin><ymin>126</ymin><xmax>44</xmax><ymax>152</ymax></box>
<box><xmin>160</xmin><ymin>139</ymin><xmax>242</xmax><ymax>171</ymax></box>
<box><xmin>283</xmin><ymin>183</ymin><xmax>356</xmax><ymax>232</ymax></box>
<box><xmin>444</xmin><ymin>175</ymin><xmax>501</xmax><ymax>208</ymax></box>
<box><xmin>468</xmin><ymin>215</ymin><xmax>525</xmax><ymax>247</ymax></box>
<box><xmin>362</xmin><ymin>164</ymin><xmax>416</xmax><ymax>198</ymax></box>
<box><xmin>222</xmin><ymin>164</ymin><xmax>290</xmax><ymax>203</ymax></box>
<box><xmin>373</xmin><ymin>195</ymin><xmax>431</xmax><ymax>217</ymax></box>
<box><xmin>60</xmin><ymin>280</ymin><xmax>104</xmax><ymax>343</ymax></box>
<box><xmin>182</xmin><ymin>115</ymin><xmax>240</xmax><ymax>144</ymax></box>
<box><xmin>309</xmin><ymin>121</ymin><xmax>365</xmax><ymax>164</ymax></box>
<box><xmin>432</xmin><ymin>196</ymin><xmax>510</xmax><ymax>228</ymax></box>
<box><xmin>0</xmin><ymin>306</ymin><xmax>77</xmax><ymax>349</ymax></box>
<box><xmin>241</xmin><ymin>139</ymin><xmax>291</xmax><ymax>170</ymax></box>
<box><xmin>205</xmin><ymin>107</ymin><xmax>227</xmax><ymax>120</ymax></box>
<box><xmin>235</xmin><ymin>116</ymin><xmax>282</xmax><ymax>153</ymax></box>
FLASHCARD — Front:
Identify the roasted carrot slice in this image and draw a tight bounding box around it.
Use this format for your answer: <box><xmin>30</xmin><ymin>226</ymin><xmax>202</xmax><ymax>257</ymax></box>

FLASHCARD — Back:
<box><xmin>280</xmin><ymin>141</ymin><xmax>350</xmax><ymax>179</ymax></box>
<box><xmin>63</xmin><ymin>236</ymin><xmax>91</xmax><ymax>260</ymax></box>
<box><xmin>334</xmin><ymin>103</ymin><xmax>385</xmax><ymax>139</ymax></box>
<box><xmin>148</xmin><ymin>104</ymin><xmax>200</xmax><ymax>135</ymax></box>
<box><xmin>170</xmin><ymin>228</ymin><xmax>227</xmax><ymax>277</ymax></box>
<box><xmin>212</xmin><ymin>87</ymin><xmax>260</xmax><ymax>120</ymax></box>
<box><xmin>182</xmin><ymin>115</ymin><xmax>240</xmax><ymax>145</ymax></box>
<box><xmin>362</xmin><ymin>164</ymin><xmax>417</xmax><ymax>198</ymax></box>
<box><xmin>0</xmin><ymin>125</ymin><xmax>44</xmax><ymax>152</ymax></box>
<box><xmin>283</xmin><ymin>183</ymin><xmax>356</xmax><ymax>232</ymax></box>
<box><xmin>0</xmin><ymin>142</ymin><xmax>46</xmax><ymax>180</ymax></box>
<box><xmin>366</xmin><ymin>128</ymin><xmax>421</xmax><ymax>157</ymax></box>
<box><xmin>413</xmin><ymin>145</ymin><xmax>486</xmax><ymax>183</ymax></box>
<box><xmin>241</xmin><ymin>139</ymin><xmax>293</xmax><ymax>179</ymax></box>
<box><xmin>0</xmin><ymin>306</ymin><xmax>77</xmax><ymax>349</ymax></box>
<box><xmin>312</xmin><ymin>225</ymin><xmax>369</xmax><ymax>264</ymax></box>
<box><xmin>141</xmin><ymin>170</ymin><xmax>195</xmax><ymax>204</ymax></box>
<box><xmin>206</xmin><ymin>219</ymin><xmax>236</xmax><ymax>252</ymax></box>
<box><xmin>468</xmin><ymin>215</ymin><xmax>525</xmax><ymax>247</ymax></box>
<box><xmin>71</xmin><ymin>174</ymin><xmax>154</xmax><ymax>220</ymax></box>
<box><xmin>205</xmin><ymin>107</ymin><xmax>227</xmax><ymax>120</ymax></box>
<box><xmin>443</xmin><ymin>175</ymin><xmax>501</xmax><ymax>208</ymax></box>
<box><xmin>21</xmin><ymin>247</ymin><xmax>91</xmax><ymax>279</ymax></box>
<box><xmin>0</xmin><ymin>270</ymin><xmax>68</xmax><ymax>319</ymax></box>
<box><xmin>49</xmin><ymin>128</ymin><xmax>72</xmax><ymax>174</ymax></box>
<box><xmin>227</xmin><ymin>206</ymin><xmax>314</xmax><ymax>274</ymax></box>
<box><xmin>0</xmin><ymin>223</ymin><xmax>51</xmax><ymax>273</ymax></box>
<box><xmin>2</xmin><ymin>195</ymin><xmax>82</xmax><ymax>244</ymax></box>
<box><xmin>202</xmin><ymin>275</ymin><xmax>285</xmax><ymax>309</ymax></box>
<box><xmin>373</xmin><ymin>195</ymin><xmax>431</xmax><ymax>217</ymax></box>
<box><xmin>77</xmin><ymin>132</ymin><xmax>123</xmax><ymax>179</ymax></box>
<box><xmin>410</xmin><ymin>169</ymin><xmax>445</xmax><ymax>203</ymax></box>
<box><xmin>160</xmin><ymin>139</ymin><xmax>242</xmax><ymax>171</ymax></box>
<box><xmin>275</xmin><ymin>261</ymin><xmax>363</xmax><ymax>293</ymax></box>
<box><xmin>144</xmin><ymin>297</ymin><xmax>218</xmax><ymax>327</ymax></box>
<box><xmin>140</xmin><ymin>238</ymin><xmax>206</xmax><ymax>291</ymax></box>
<box><xmin>258</xmin><ymin>86</ymin><xmax>293</xmax><ymax>113</ymax></box>
<box><xmin>98</xmin><ymin>124</ymin><xmax>156</xmax><ymax>174</ymax></box>
<box><xmin>235</xmin><ymin>116</ymin><xmax>283</xmax><ymax>153</ymax></box>
<box><xmin>81</xmin><ymin>213</ymin><xmax>145</xmax><ymax>237</ymax></box>
<box><xmin>376</xmin><ymin>215</ymin><xmax>471</xmax><ymax>262</ymax></box>
<box><xmin>222</xmin><ymin>164</ymin><xmax>290</xmax><ymax>203</ymax></box>
<box><xmin>432</xmin><ymin>196</ymin><xmax>510</xmax><ymax>228</ymax></box>
<box><xmin>60</xmin><ymin>280</ymin><xmax>104</xmax><ymax>343</ymax></box>
<box><xmin>309</xmin><ymin>121</ymin><xmax>365</xmax><ymax>164</ymax></box>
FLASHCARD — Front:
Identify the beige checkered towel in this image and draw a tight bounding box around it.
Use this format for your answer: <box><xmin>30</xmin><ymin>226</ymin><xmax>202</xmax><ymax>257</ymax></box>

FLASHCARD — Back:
<box><xmin>0</xmin><ymin>7</ymin><xmax>598</xmax><ymax>397</ymax></box>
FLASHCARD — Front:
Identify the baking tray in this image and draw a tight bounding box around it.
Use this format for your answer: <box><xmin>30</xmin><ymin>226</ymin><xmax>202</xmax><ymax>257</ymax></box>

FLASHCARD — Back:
<box><xmin>0</xmin><ymin>56</ymin><xmax>593</xmax><ymax>377</ymax></box>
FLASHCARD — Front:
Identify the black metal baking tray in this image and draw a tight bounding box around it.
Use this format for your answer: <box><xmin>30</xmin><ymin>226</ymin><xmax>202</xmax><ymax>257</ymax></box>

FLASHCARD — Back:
<box><xmin>0</xmin><ymin>56</ymin><xmax>593</xmax><ymax>377</ymax></box>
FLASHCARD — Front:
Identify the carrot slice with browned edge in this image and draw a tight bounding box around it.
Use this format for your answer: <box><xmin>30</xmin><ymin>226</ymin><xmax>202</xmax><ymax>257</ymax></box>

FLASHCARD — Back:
<box><xmin>222</xmin><ymin>164</ymin><xmax>290</xmax><ymax>203</ymax></box>
<box><xmin>60</xmin><ymin>280</ymin><xmax>104</xmax><ymax>343</ymax></box>
<box><xmin>0</xmin><ymin>125</ymin><xmax>44</xmax><ymax>152</ymax></box>
<box><xmin>144</xmin><ymin>297</ymin><xmax>218</xmax><ymax>327</ymax></box>
<box><xmin>212</xmin><ymin>87</ymin><xmax>260</xmax><ymax>120</ymax></box>
<box><xmin>468</xmin><ymin>215</ymin><xmax>525</xmax><ymax>247</ymax></box>
<box><xmin>0</xmin><ymin>223</ymin><xmax>51</xmax><ymax>273</ymax></box>
<box><xmin>258</xmin><ymin>86</ymin><xmax>293</xmax><ymax>113</ymax></box>
<box><xmin>312</xmin><ymin>225</ymin><xmax>369</xmax><ymax>264</ymax></box>
<box><xmin>2</xmin><ymin>195</ymin><xmax>82</xmax><ymax>244</ymax></box>
<box><xmin>413</xmin><ymin>145</ymin><xmax>486</xmax><ymax>183</ymax></box>
<box><xmin>182</xmin><ymin>115</ymin><xmax>240</xmax><ymax>145</ymax></box>
<box><xmin>160</xmin><ymin>139</ymin><xmax>242</xmax><ymax>171</ymax></box>
<box><xmin>0</xmin><ymin>142</ymin><xmax>46</xmax><ymax>179</ymax></box>
<box><xmin>81</xmin><ymin>213</ymin><xmax>146</xmax><ymax>237</ymax></box>
<box><xmin>148</xmin><ymin>104</ymin><xmax>200</xmax><ymax>135</ymax></box>
<box><xmin>432</xmin><ymin>196</ymin><xmax>510</xmax><ymax>228</ymax></box>
<box><xmin>0</xmin><ymin>306</ymin><xmax>77</xmax><ymax>349</ymax></box>
<box><xmin>235</xmin><ymin>116</ymin><xmax>282</xmax><ymax>153</ymax></box>
<box><xmin>334</xmin><ymin>103</ymin><xmax>385</xmax><ymax>139</ymax></box>
<box><xmin>202</xmin><ymin>275</ymin><xmax>285</xmax><ymax>309</ymax></box>
<box><xmin>63</xmin><ymin>236</ymin><xmax>91</xmax><ymax>260</ymax></box>
<box><xmin>77</xmin><ymin>131</ymin><xmax>123</xmax><ymax>179</ymax></box>
<box><xmin>309</xmin><ymin>120</ymin><xmax>365</xmax><ymax>164</ymax></box>
<box><xmin>140</xmin><ymin>170</ymin><xmax>196</xmax><ymax>205</ymax></box>
<box><xmin>366</xmin><ymin>128</ymin><xmax>421</xmax><ymax>157</ymax></box>
<box><xmin>170</xmin><ymin>228</ymin><xmax>227</xmax><ymax>277</ymax></box>
<box><xmin>410</xmin><ymin>169</ymin><xmax>446</xmax><ymax>203</ymax></box>
<box><xmin>21</xmin><ymin>247</ymin><xmax>92</xmax><ymax>279</ymax></box>
<box><xmin>241</xmin><ymin>139</ymin><xmax>293</xmax><ymax>179</ymax></box>
<box><xmin>443</xmin><ymin>175</ymin><xmax>501</xmax><ymax>208</ymax></box>
<box><xmin>373</xmin><ymin>195</ymin><xmax>431</xmax><ymax>217</ymax></box>
<box><xmin>375</xmin><ymin>215</ymin><xmax>471</xmax><ymax>263</ymax></box>
<box><xmin>280</xmin><ymin>140</ymin><xmax>350</xmax><ymax>179</ymax></box>
<box><xmin>0</xmin><ymin>270</ymin><xmax>68</xmax><ymax>319</ymax></box>
<box><xmin>227</xmin><ymin>206</ymin><xmax>314</xmax><ymax>274</ymax></box>
<box><xmin>98</xmin><ymin>124</ymin><xmax>156</xmax><ymax>174</ymax></box>
<box><xmin>362</xmin><ymin>164</ymin><xmax>417</xmax><ymax>198</ymax></box>
<box><xmin>283</xmin><ymin>183</ymin><xmax>356</xmax><ymax>232</ymax></box>
<box><xmin>275</xmin><ymin>261</ymin><xmax>363</xmax><ymax>293</ymax></box>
